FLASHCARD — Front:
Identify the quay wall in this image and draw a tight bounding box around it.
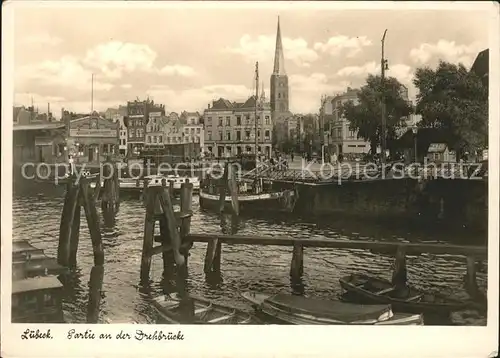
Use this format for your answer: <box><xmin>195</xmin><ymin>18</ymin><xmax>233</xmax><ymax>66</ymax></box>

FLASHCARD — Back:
<box><xmin>275</xmin><ymin>178</ymin><xmax>487</xmax><ymax>235</ymax></box>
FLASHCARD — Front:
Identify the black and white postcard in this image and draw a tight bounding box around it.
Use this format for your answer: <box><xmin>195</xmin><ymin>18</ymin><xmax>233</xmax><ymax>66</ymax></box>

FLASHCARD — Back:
<box><xmin>1</xmin><ymin>1</ymin><xmax>498</xmax><ymax>357</ymax></box>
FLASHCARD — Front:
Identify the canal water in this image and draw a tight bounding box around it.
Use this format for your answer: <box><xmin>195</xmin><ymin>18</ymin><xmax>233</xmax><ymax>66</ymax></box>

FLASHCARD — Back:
<box><xmin>13</xmin><ymin>187</ymin><xmax>487</xmax><ymax>325</ymax></box>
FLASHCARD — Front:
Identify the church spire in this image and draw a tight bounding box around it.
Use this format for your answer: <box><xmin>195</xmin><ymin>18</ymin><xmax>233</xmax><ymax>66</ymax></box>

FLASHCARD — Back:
<box><xmin>273</xmin><ymin>16</ymin><xmax>286</xmax><ymax>75</ymax></box>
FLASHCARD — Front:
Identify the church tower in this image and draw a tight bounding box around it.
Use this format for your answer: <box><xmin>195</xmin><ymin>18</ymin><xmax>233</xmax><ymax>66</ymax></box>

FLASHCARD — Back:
<box><xmin>270</xmin><ymin>17</ymin><xmax>289</xmax><ymax>119</ymax></box>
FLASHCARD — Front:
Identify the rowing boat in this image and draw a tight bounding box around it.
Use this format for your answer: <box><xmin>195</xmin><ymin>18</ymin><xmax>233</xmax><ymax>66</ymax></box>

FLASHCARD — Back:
<box><xmin>339</xmin><ymin>274</ymin><xmax>468</xmax><ymax>314</ymax></box>
<box><xmin>152</xmin><ymin>293</ymin><xmax>261</xmax><ymax>324</ymax></box>
<box><xmin>241</xmin><ymin>291</ymin><xmax>423</xmax><ymax>325</ymax></box>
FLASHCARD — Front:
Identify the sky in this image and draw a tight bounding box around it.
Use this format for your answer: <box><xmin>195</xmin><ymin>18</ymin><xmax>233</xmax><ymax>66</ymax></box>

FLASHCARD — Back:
<box><xmin>11</xmin><ymin>3</ymin><xmax>491</xmax><ymax>118</ymax></box>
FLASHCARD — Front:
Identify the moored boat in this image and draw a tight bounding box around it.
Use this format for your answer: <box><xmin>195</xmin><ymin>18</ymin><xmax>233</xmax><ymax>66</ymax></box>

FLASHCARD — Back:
<box><xmin>339</xmin><ymin>273</ymin><xmax>468</xmax><ymax>314</ymax></box>
<box><xmin>241</xmin><ymin>291</ymin><xmax>423</xmax><ymax>325</ymax></box>
<box><xmin>152</xmin><ymin>293</ymin><xmax>261</xmax><ymax>324</ymax></box>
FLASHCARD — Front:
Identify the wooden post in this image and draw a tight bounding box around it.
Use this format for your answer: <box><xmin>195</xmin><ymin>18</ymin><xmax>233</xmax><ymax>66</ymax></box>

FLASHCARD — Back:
<box><xmin>92</xmin><ymin>175</ymin><xmax>102</xmax><ymax>202</ymax></box>
<box><xmin>114</xmin><ymin>162</ymin><xmax>120</xmax><ymax>210</ymax></box>
<box><xmin>158</xmin><ymin>189</ymin><xmax>185</xmax><ymax>266</ymax></box>
<box><xmin>204</xmin><ymin>239</ymin><xmax>221</xmax><ymax>274</ymax></box>
<box><xmin>218</xmin><ymin>163</ymin><xmax>229</xmax><ymax>213</ymax></box>
<box><xmin>180</xmin><ymin>181</ymin><xmax>193</xmax><ymax>237</ymax></box>
<box><xmin>142</xmin><ymin>177</ymin><xmax>150</xmax><ymax>206</ymax></box>
<box><xmin>227</xmin><ymin>163</ymin><xmax>240</xmax><ymax>216</ymax></box>
<box><xmin>169</xmin><ymin>180</ymin><xmax>175</xmax><ymax>200</ymax></box>
<box><xmin>392</xmin><ymin>246</ymin><xmax>407</xmax><ymax>287</ymax></box>
<box><xmin>80</xmin><ymin>178</ymin><xmax>104</xmax><ymax>266</ymax></box>
<box><xmin>68</xmin><ymin>205</ymin><xmax>81</xmax><ymax>266</ymax></box>
<box><xmin>140</xmin><ymin>186</ymin><xmax>156</xmax><ymax>284</ymax></box>
<box><xmin>57</xmin><ymin>180</ymin><xmax>80</xmax><ymax>266</ymax></box>
<box><xmin>290</xmin><ymin>242</ymin><xmax>304</xmax><ymax>280</ymax></box>
<box><xmin>86</xmin><ymin>265</ymin><xmax>104</xmax><ymax>323</ymax></box>
<box><xmin>465</xmin><ymin>256</ymin><xmax>479</xmax><ymax>298</ymax></box>
<box><xmin>160</xmin><ymin>179</ymin><xmax>175</xmax><ymax>276</ymax></box>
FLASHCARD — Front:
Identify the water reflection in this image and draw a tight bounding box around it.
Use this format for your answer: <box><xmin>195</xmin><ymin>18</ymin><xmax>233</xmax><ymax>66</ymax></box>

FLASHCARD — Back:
<box><xmin>12</xmin><ymin>189</ymin><xmax>488</xmax><ymax>325</ymax></box>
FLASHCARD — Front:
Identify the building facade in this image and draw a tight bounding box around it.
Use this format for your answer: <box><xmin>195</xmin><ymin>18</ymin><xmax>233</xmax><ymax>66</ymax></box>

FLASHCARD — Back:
<box><xmin>327</xmin><ymin>87</ymin><xmax>371</xmax><ymax>155</ymax></box>
<box><xmin>65</xmin><ymin>111</ymin><xmax>119</xmax><ymax>164</ymax></box>
<box><xmin>203</xmin><ymin>96</ymin><xmax>273</xmax><ymax>158</ymax></box>
<box><xmin>125</xmin><ymin>98</ymin><xmax>165</xmax><ymax>157</ymax></box>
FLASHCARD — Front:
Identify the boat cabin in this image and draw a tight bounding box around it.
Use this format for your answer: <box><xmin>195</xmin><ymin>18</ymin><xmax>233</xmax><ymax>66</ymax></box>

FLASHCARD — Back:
<box><xmin>12</xmin><ymin>276</ymin><xmax>64</xmax><ymax>323</ymax></box>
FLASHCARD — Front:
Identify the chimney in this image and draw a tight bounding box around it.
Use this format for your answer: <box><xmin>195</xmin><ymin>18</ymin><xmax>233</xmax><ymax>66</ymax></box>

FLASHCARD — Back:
<box><xmin>208</xmin><ymin>103</ymin><xmax>211</xmax><ymax>109</ymax></box>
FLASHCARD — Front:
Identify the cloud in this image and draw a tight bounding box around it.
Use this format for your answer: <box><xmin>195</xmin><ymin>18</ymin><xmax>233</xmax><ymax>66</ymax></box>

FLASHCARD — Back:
<box><xmin>159</xmin><ymin>65</ymin><xmax>196</xmax><ymax>77</ymax></box>
<box><xmin>16</xmin><ymin>56</ymin><xmax>114</xmax><ymax>92</ymax></box>
<box><xmin>289</xmin><ymin>73</ymin><xmax>349</xmax><ymax>113</ymax></box>
<box><xmin>336</xmin><ymin>61</ymin><xmax>414</xmax><ymax>85</ymax></box>
<box><xmin>227</xmin><ymin>34</ymin><xmax>318</xmax><ymax>67</ymax></box>
<box><xmin>83</xmin><ymin>41</ymin><xmax>158</xmax><ymax>79</ymax></box>
<box><xmin>20</xmin><ymin>33</ymin><xmax>63</xmax><ymax>46</ymax></box>
<box><xmin>147</xmin><ymin>84</ymin><xmax>254</xmax><ymax>112</ymax></box>
<box><xmin>409</xmin><ymin>40</ymin><xmax>482</xmax><ymax>67</ymax></box>
<box><xmin>121</xmin><ymin>84</ymin><xmax>132</xmax><ymax>89</ymax></box>
<box><xmin>314</xmin><ymin>35</ymin><xmax>372</xmax><ymax>58</ymax></box>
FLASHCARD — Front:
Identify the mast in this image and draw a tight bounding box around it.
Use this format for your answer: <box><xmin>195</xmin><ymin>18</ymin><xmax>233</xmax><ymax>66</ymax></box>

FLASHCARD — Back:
<box><xmin>255</xmin><ymin>62</ymin><xmax>259</xmax><ymax>178</ymax></box>
<box><xmin>91</xmin><ymin>73</ymin><xmax>94</xmax><ymax>114</ymax></box>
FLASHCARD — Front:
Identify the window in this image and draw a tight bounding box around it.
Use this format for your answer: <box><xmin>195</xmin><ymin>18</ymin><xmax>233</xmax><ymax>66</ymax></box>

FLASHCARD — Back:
<box><xmin>245</xmin><ymin>131</ymin><xmax>251</xmax><ymax>140</ymax></box>
<box><xmin>218</xmin><ymin>117</ymin><xmax>223</xmax><ymax>126</ymax></box>
<box><xmin>129</xmin><ymin>131</ymin><xmax>134</xmax><ymax>138</ymax></box>
<box><xmin>348</xmin><ymin>130</ymin><xmax>355</xmax><ymax>138</ymax></box>
<box><xmin>191</xmin><ymin>119</ymin><xmax>196</xmax><ymax>124</ymax></box>
<box><xmin>265</xmin><ymin>130</ymin><xmax>270</xmax><ymax>139</ymax></box>
<box><xmin>154</xmin><ymin>136</ymin><xmax>158</xmax><ymax>143</ymax></box>
<box><xmin>196</xmin><ymin>128</ymin><xmax>200</xmax><ymax>134</ymax></box>
<box><xmin>257</xmin><ymin>130</ymin><xmax>261</xmax><ymax>138</ymax></box>
<box><xmin>236</xmin><ymin>131</ymin><xmax>241</xmax><ymax>141</ymax></box>
<box><xmin>225</xmin><ymin>117</ymin><xmax>230</xmax><ymax>126</ymax></box>
<box><xmin>265</xmin><ymin>116</ymin><xmax>270</xmax><ymax>125</ymax></box>
<box><xmin>147</xmin><ymin>136</ymin><xmax>151</xmax><ymax>143</ymax></box>
<box><xmin>167</xmin><ymin>137</ymin><xmax>171</xmax><ymax>144</ymax></box>
<box><xmin>159</xmin><ymin>136</ymin><xmax>163</xmax><ymax>143</ymax></box>
<box><xmin>191</xmin><ymin>128</ymin><xmax>195</xmax><ymax>134</ymax></box>
<box><xmin>219</xmin><ymin>131</ymin><xmax>223</xmax><ymax>141</ymax></box>
<box><xmin>236</xmin><ymin>116</ymin><xmax>241</xmax><ymax>125</ymax></box>
<box><xmin>226</xmin><ymin>132</ymin><xmax>231</xmax><ymax>141</ymax></box>
<box><xmin>208</xmin><ymin>146</ymin><xmax>212</xmax><ymax>152</ymax></box>
<box><xmin>208</xmin><ymin>131</ymin><xmax>212</xmax><ymax>141</ymax></box>
<box><xmin>278</xmin><ymin>93</ymin><xmax>281</xmax><ymax>98</ymax></box>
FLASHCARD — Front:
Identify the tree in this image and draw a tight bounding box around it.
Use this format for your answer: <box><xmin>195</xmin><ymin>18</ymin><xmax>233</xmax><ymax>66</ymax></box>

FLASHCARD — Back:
<box><xmin>340</xmin><ymin>75</ymin><xmax>413</xmax><ymax>155</ymax></box>
<box><xmin>413</xmin><ymin>61</ymin><xmax>488</xmax><ymax>156</ymax></box>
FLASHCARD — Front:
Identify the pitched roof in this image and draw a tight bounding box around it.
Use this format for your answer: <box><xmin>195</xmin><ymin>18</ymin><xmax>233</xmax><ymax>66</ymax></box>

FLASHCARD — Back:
<box><xmin>240</xmin><ymin>95</ymin><xmax>258</xmax><ymax>109</ymax></box>
<box><xmin>211</xmin><ymin>98</ymin><xmax>234</xmax><ymax>110</ymax></box>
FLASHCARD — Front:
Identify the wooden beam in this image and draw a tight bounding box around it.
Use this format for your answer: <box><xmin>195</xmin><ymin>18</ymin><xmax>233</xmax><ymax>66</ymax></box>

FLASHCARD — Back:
<box><xmin>86</xmin><ymin>265</ymin><xmax>104</xmax><ymax>324</ymax></box>
<box><xmin>204</xmin><ymin>239</ymin><xmax>219</xmax><ymax>274</ymax></box>
<box><xmin>57</xmin><ymin>181</ymin><xmax>80</xmax><ymax>267</ymax></box>
<box><xmin>218</xmin><ymin>163</ymin><xmax>229</xmax><ymax>213</ymax></box>
<box><xmin>140</xmin><ymin>188</ymin><xmax>156</xmax><ymax>284</ymax></box>
<box><xmin>290</xmin><ymin>243</ymin><xmax>304</xmax><ymax>279</ymax></box>
<box><xmin>180</xmin><ymin>182</ymin><xmax>193</xmax><ymax>237</ymax></box>
<box><xmin>68</xmin><ymin>205</ymin><xmax>81</xmax><ymax>266</ymax></box>
<box><xmin>227</xmin><ymin>163</ymin><xmax>239</xmax><ymax>216</ymax></box>
<box><xmin>80</xmin><ymin>178</ymin><xmax>104</xmax><ymax>266</ymax></box>
<box><xmin>184</xmin><ymin>234</ymin><xmax>487</xmax><ymax>258</ymax></box>
<box><xmin>158</xmin><ymin>189</ymin><xmax>185</xmax><ymax>266</ymax></box>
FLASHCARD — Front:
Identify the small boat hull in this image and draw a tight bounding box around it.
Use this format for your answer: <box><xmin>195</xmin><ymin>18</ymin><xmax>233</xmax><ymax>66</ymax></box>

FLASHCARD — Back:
<box><xmin>339</xmin><ymin>274</ymin><xmax>468</xmax><ymax>314</ymax></box>
<box><xmin>199</xmin><ymin>189</ymin><xmax>296</xmax><ymax>213</ymax></box>
<box><xmin>241</xmin><ymin>291</ymin><xmax>423</xmax><ymax>325</ymax></box>
<box><xmin>152</xmin><ymin>293</ymin><xmax>261</xmax><ymax>324</ymax></box>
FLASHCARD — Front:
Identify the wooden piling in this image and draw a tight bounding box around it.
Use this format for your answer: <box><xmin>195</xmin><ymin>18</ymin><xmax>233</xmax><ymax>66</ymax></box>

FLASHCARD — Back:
<box><xmin>290</xmin><ymin>242</ymin><xmax>304</xmax><ymax>279</ymax></box>
<box><xmin>92</xmin><ymin>175</ymin><xmax>102</xmax><ymax>202</ymax></box>
<box><xmin>169</xmin><ymin>180</ymin><xmax>175</xmax><ymax>200</ymax></box>
<box><xmin>465</xmin><ymin>256</ymin><xmax>479</xmax><ymax>299</ymax></box>
<box><xmin>142</xmin><ymin>177</ymin><xmax>150</xmax><ymax>206</ymax></box>
<box><xmin>392</xmin><ymin>246</ymin><xmax>407</xmax><ymax>287</ymax></box>
<box><xmin>180</xmin><ymin>181</ymin><xmax>193</xmax><ymax>237</ymax></box>
<box><xmin>158</xmin><ymin>189</ymin><xmax>185</xmax><ymax>266</ymax></box>
<box><xmin>140</xmin><ymin>187</ymin><xmax>156</xmax><ymax>284</ymax></box>
<box><xmin>218</xmin><ymin>163</ymin><xmax>229</xmax><ymax>213</ymax></box>
<box><xmin>68</xmin><ymin>205</ymin><xmax>81</xmax><ymax>266</ymax></box>
<box><xmin>204</xmin><ymin>239</ymin><xmax>221</xmax><ymax>274</ymax></box>
<box><xmin>80</xmin><ymin>178</ymin><xmax>104</xmax><ymax>266</ymax></box>
<box><xmin>86</xmin><ymin>265</ymin><xmax>104</xmax><ymax>323</ymax></box>
<box><xmin>227</xmin><ymin>164</ymin><xmax>240</xmax><ymax>216</ymax></box>
<box><xmin>57</xmin><ymin>180</ymin><xmax>80</xmax><ymax>267</ymax></box>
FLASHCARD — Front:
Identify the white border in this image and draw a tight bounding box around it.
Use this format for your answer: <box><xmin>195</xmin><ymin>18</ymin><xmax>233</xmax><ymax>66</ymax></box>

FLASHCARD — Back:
<box><xmin>1</xmin><ymin>2</ymin><xmax>499</xmax><ymax>358</ymax></box>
